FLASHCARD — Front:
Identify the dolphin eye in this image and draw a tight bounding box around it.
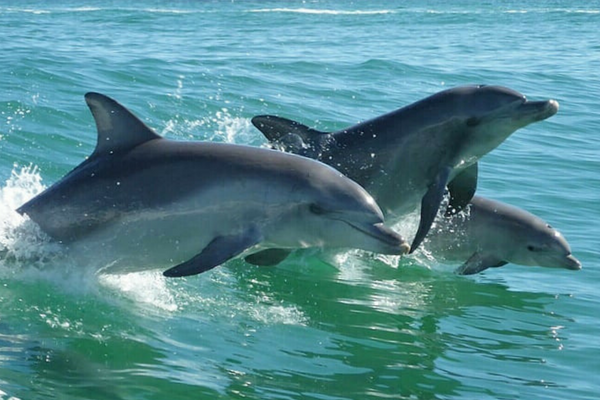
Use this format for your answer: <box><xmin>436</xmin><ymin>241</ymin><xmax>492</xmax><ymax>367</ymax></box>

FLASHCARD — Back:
<box><xmin>309</xmin><ymin>203</ymin><xmax>327</xmax><ymax>215</ymax></box>
<box><xmin>466</xmin><ymin>117</ymin><xmax>480</xmax><ymax>127</ymax></box>
<box><xmin>527</xmin><ymin>245</ymin><xmax>540</xmax><ymax>252</ymax></box>
<box><xmin>546</xmin><ymin>224</ymin><xmax>553</xmax><ymax>229</ymax></box>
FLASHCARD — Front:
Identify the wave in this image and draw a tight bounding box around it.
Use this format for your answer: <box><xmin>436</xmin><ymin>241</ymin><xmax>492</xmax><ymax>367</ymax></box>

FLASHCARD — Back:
<box><xmin>250</xmin><ymin>8</ymin><xmax>394</xmax><ymax>16</ymax></box>
<box><xmin>0</xmin><ymin>7</ymin><xmax>199</xmax><ymax>15</ymax></box>
<box><xmin>3</xmin><ymin>6</ymin><xmax>596</xmax><ymax>19</ymax></box>
<box><xmin>1</xmin><ymin>7</ymin><xmax>51</xmax><ymax>14</ymax></box>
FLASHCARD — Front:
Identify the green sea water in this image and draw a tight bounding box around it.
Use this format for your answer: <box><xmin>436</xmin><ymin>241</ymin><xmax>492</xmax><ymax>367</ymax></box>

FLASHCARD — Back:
<box><xmin>1</xmin><ymin>1</ymin><xmax>599</xmax><ymax>399</ymax></box>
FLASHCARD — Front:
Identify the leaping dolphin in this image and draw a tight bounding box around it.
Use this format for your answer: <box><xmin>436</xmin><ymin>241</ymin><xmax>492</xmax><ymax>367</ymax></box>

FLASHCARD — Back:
<box><xmin>425</xmin><ymin>196</ymin><xmax>581</xmax><ymax>275</ymax></box>
<box><xmin>252</xmin><ymin>85</ymin><xmax>559</xmax><ymax>253</ymax></box>
<box><xmin>17</xmin><ymin>93</ymin><xmax>410</xmax><ymax>277</ymax></box>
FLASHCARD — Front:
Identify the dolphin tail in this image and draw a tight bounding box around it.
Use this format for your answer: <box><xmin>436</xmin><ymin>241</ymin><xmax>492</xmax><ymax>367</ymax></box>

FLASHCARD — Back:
<box><xmin>252</xmin><ymin>115</ymin><xmax>330</xmax><ymax>157</ymax></box>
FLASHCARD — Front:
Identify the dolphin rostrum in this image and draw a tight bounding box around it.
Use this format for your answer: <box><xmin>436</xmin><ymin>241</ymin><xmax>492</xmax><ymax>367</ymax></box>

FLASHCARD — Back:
<box><xmin>17</xmin><ymin>93</ymin><xmax>410</xmax><ymax>277</ymax></box>
<box><xmin>426</xmin><ymin>196</ymin><xmax>581</xmax><ymax>275</ymax></box>
<box><xmin>252</xmin><ymin>85</ymin><xmax>559</xmax><ymax>253</ymax></box>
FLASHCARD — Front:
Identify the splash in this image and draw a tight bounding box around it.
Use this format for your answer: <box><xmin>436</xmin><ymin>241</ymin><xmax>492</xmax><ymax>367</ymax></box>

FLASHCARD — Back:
<box><xmin>212</xmin><ymin>109</ymin><xmax>254</xmax><ymax>144</ymax></box>
<box><xmin>160</xmin><ymin>108</ymin><xmax>254</xmax><ymax>145</ymax></box>
<box><xmin>0</xmin><ymin>165</ymin><xmax>58</xmax><ymax>266</ymax></box>
<box><xmin>0</xmin><ymin>166</ymin><xmax>101</xmax><ymax>296</ymax></box>
<box><xmin>98</xmin><ymin>268</ymin><xmax>307</xmax><ymax>325</ymax></box>
<box><xmin>98</xmin><ymin>271</ymin><xmax>178</xmax><ymax>313</ymax></box>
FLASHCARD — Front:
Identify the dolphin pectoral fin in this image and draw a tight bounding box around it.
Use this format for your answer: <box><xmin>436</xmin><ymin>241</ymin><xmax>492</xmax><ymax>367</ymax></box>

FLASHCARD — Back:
<box><xmin>455</xmin><ymin>253</ymin><xmax>508</xmax><ymax>275</ymax></box>
<box><xmin>163</xmin><ymin>229</ymin><xmax>262</xmax><ymax>278</ymax></box>
<box><xmin>244</xmin><ymin>249</ymin><xmax>292</xmax><ymax>266</ymax></box>
<box><xmin>252</xmin><ymin>115</ymin><xmax>329</xmax><ymax>145</ymax></box>
<box><xmin>446</xmin><ymin>163</ymin><xmax>478</xmax><ymax>216</ymax></box>
<box><xmin>410</xmin><ymin>166</ymin><xmax>452</xmax><ymax>254</ymax></box>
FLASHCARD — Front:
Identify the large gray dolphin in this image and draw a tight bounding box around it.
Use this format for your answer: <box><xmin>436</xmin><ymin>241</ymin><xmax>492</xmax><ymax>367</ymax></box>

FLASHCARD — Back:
<box><xmin>425</xmin><ymin>196</ymin><xmax>581</xmax><ymax>274</ymax></box>
<box><xmin>252</xmin><ymin>85</ymin><xmax>559</xmax><ymax>252</ymax></box>
<box><xmin>17</xmin><ymin>93</ymin><xmax>410</xmax><ymax>277</ymax></box>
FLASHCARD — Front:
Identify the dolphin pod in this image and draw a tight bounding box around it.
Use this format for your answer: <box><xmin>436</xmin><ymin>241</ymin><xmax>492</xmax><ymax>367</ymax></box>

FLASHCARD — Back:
<box><xmin>17</xmin><ymin>93</ymin><xmax>410</xmax><ymax>277</ymax></box>
<box><xmin>426</xmin><ymin>196</ymin><xmax>581</xmax><ymax>274</ymax></box>
<box><xmin>15</xmin><ymin>85</ymin><xmax>580</xmax><ymax>277</ymax></box>
<box><xmin>253</xmin><ymin>85</ymin><xmax>560</xmax><ymax>252</ymax></box>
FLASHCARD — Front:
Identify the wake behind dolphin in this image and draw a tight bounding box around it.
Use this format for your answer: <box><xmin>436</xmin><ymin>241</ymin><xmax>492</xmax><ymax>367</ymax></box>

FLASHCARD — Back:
<box><xmin>252</xmin><ymin>85</ymin><xmax>559</xmax><ymax>253</ymax></box>
<box><xmin>17</xmin><ymin>93</ymin><xmax>410</xmax><ymax>277</ymax></box>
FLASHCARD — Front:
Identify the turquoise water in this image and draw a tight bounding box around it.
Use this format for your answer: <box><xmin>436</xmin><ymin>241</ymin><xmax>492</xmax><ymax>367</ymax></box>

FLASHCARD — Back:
<box><xmin>1</xmin><ymin>1</ymin><xmax>599</xmax><ymax>399</ymax></box>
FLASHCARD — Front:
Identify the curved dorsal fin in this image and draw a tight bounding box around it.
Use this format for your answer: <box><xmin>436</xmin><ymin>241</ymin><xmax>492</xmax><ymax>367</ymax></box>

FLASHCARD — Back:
<box><xmin>84</xmin><ymin>92</ymin><xmax>162</xmax><ymax>157</ymax></box>
<box><xmin>252</xmin><ymin>115</ymin><xmax>329</xmax><ymax>143</ymax></box>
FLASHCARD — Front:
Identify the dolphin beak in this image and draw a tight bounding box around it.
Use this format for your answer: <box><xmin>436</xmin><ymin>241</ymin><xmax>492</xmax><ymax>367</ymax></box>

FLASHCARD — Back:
<box><xmin>564</xmin><ymin>254</ymin><xmax>582</xmax><ymax>270</ymax></box>
<box><xmin>519</xmin><ymin>99</ymin><xmax>559</xmax><ymax>122</ymax></box>
<box><xmin>349</xmin><ymin>222</ymin><xmax>411</xmax><ymax>255</ymax></box>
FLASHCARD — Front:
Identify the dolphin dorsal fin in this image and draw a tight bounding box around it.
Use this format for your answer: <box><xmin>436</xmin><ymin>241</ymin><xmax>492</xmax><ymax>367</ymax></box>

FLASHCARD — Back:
<box><xmin>252</xmin><ymin>115</ymin><xmax>329</xmax><ymax>143</ymax></box>
<box><xmin>84</xmin><ymin>92</ymin><xmax>162</xmax><ymax>157</ymax></box>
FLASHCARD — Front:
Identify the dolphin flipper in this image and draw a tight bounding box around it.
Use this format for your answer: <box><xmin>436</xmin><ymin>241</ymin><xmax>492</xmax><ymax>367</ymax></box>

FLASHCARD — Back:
<box><xmin>410</xmin><ymin>166</ymin><xmax>452</xmax><ymax>253</ymax></box>
<box><xmin>245</xmin><ymin>249</ymin><xmax>292</xmax><ymax>266</ymax></box>
<box><xmin>446</xmin><ymin>163</ymin><xmax>478</xmax><ymax>216</ymax></box>
<box><xmin>455</xmin><ymin>252</ymin><xmax>508</xmax><ymax>275</ymax></box>
<box><xmin>163</xmin><ymin>228</ymin><xmax>262</xmax><ymax>277</ymax></box>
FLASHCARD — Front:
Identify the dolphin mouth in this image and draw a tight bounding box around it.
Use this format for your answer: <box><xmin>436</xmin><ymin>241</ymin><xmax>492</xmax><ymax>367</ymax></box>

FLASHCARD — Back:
<box><xmin>564</xmin><ymin>254</ymin><xmax>582</xmax><ymax>270</ymax></box>
<box><xmin>517</xmin><ymin>99</ymin><xmax>559</xmax><ymax>122</ymax></box>
<box><xmin>346</xmin><ymin>221</ymin><xmax>411</xmax><ymax>255</ymax></box>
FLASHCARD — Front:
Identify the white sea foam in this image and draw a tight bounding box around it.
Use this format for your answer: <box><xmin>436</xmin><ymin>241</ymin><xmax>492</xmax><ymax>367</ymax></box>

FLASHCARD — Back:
<box><xmin>98</xmin><ymin>267</ymin><xmax>307</xmax><ymax>325</ymax></box>
<box><xmin>98</xmin><ymin>271</ymin><xmax>179</xmax><ymax>313</ymax></box>
<box><xmin>0</xmin><ymin>165</ymin><xmax>57</xmax><ymax>266</ymax></box>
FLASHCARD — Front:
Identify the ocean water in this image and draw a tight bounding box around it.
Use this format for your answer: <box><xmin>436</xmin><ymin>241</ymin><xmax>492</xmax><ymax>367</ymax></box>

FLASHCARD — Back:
<box><xmin>1</xmin><ymin>1</ymin><xmax>599</xmax><ymax>399</ymax></box>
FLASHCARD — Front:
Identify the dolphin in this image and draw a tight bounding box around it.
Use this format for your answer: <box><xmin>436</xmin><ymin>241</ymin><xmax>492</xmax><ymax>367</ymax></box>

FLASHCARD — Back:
<box><xmin>252</xmin><ymin>85</ymin><xmax>559</xmax><ymax>253</ymax></box>
<box><xmin>16</xmin><ymin>92</ymin><xmax>410</xmax><ymax>277</ymax></box>
<box><xmin>425</xmin><ymin>196</ymin><xmax>581</xmax><ymax>275</ymax></box>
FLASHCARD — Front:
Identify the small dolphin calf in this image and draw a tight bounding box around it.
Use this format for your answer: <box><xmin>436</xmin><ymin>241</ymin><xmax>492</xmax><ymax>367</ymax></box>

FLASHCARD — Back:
<box><xmin>252</xmin><ymin>85</ymin><xmax>559</xmax><ymax>252</ymax></box>
<box><xmin>17</xmin><ymin>93</ymin><xmax>410</xmax><ymax>277</ymax></box>
<box><xmin>425</xmin><ymin>196</ymin><xmax>581</xmax><ymax>275</ymax></box>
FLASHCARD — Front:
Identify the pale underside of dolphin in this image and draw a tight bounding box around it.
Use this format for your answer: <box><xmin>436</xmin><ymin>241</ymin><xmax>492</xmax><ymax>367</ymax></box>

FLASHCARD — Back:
<box><xmin>252</xmin><ymin>85</ymin><xmax>559</xmax><ymax>254</ymax></box>
<box><xmin>17</xmin><ymin>93</ymin><xmax>409</xmax><ymax>277</ymax></box>
<box><xmin>425</xmin><ymin>196</ymin><xmax>581</xmax><ymax>274</ymax></box>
